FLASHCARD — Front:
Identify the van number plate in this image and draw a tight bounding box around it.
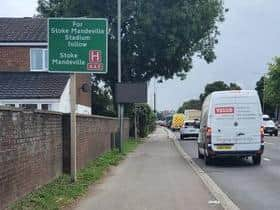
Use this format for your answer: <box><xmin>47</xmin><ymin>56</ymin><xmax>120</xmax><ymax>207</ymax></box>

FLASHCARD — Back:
<box><xmin>216</xmin><ymin>145</ymin><xmax>232</xmax><ymax>150</ymax></box>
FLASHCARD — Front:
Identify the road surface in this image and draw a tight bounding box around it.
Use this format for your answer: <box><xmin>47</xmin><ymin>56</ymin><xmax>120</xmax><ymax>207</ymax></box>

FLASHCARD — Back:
<box><xmin>178</xmin><ymin>133</ymin><xmax>280</xmax><ymax>210</ymax></box>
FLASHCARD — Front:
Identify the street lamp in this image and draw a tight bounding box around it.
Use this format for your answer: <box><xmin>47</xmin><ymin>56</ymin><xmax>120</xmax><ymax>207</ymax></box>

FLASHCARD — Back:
<box><xmin>117</xmin><ymin>0</ymin><xmax>124</xmax><ymax>152</ymax></box>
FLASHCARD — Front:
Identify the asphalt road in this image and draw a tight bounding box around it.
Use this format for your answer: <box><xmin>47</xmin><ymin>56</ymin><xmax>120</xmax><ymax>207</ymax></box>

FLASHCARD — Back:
<box><xmin>177</xmin><ymin>132</ymin><xmax>280</xmax><ymax>210</ymax></box>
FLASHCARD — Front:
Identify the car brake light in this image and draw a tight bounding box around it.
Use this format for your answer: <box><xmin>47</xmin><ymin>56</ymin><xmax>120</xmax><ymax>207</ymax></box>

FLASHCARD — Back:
<box><xmin>206</xmin><ymin>127</ymin><xmax>212</xmax><ymax>143</ymax></box>
<box><xmin>206</xmin><ymin>127</ymin><xmax>211</xmax><ymax>136</ymax></box>
<box><xmin>260</xmin><ymin>126</ymin><xmax>264</xmax><ymax>143</ymax></box>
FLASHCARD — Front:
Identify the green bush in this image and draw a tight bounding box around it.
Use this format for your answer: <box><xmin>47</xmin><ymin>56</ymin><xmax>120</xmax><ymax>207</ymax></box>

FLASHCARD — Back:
<box><xmin>136</xmin><ymin>104</ymin><xmax>156</xmax><ymax>138</ymax></box>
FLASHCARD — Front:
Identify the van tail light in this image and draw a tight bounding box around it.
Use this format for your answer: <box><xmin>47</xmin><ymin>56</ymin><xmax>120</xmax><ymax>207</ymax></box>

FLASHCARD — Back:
<box><xmin>260</xmin><ymin>126</ymin><xmax>264</xmax><ymax>143</ymax></box>
<box><xmin>206</xmin><ymin>127</ymin><xmax>212</xmax><ymax>143</ymax></box>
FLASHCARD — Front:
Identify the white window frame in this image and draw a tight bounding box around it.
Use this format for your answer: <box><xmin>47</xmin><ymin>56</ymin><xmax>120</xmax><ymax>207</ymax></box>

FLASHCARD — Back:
<box><xmin>30</xmin><ymin>48</ymin><xmax>48</xmax><ymax>71</ymax></box>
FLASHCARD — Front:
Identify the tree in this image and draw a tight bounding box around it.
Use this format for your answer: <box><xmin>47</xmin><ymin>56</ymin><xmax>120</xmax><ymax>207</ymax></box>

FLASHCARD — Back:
<box><xmin>38</xmin><ymin>0</ymin><xmax>226</xmax><ymax>87</ymax></box>
<box><xmin>255</xmin><ymin>76</ymin><xmax>265</xmax><ymax>102</ymax></box>
<box><xmin>91</xmin><ymin>84</ymin><xmax>116</xmax><ymax>117</ymax></box>
<box><xmin>177</xmin><ymin>99</ymin><xmax>201</xmax><ymax>113</ymax></box>
<box><xmin>255</xmin><ymin>76</ymin><xmax>275</xmax><ymax>116</ymax></box>
<box><xmin>126</xmin><ymin>103</ymin><xmax>156</xmax><ymax>137</ymax></box>
<box><xmin>199</xmin><ymin>81</ymin><xmax>241</xmax><ymax>102</ymax></box>
<box><xmin>264</xmin><ymin>57</ymin><xmax>280</xmax><ymax>120</ymax></box>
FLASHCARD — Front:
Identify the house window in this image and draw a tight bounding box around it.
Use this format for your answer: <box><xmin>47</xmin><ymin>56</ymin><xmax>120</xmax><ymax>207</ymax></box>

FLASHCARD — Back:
<box><xmin>42</xmin><ymin>104</ymin><xmax>51</xmax><ymax>111</ymax></box>
<box><xmin>19</xmin><ymin>104</ymin><xmax>37</xmax><ymax>110</ymax></box>
<box><xmin>30</xmin><ymin>48</ymin><xmax>48</xmax><ymax>71</ymax></box>
<box><xmin>5</xmin><ymin>104</ymin><xmax>15</xmax><ymax>107</ymax></box>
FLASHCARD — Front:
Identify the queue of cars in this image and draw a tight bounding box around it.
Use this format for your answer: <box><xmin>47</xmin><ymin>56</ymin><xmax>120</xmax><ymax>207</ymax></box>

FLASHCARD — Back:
<box><xmin>163</xmin><ymin>90</ymin><xmax>279</xmax><ymax>166</ymax></box>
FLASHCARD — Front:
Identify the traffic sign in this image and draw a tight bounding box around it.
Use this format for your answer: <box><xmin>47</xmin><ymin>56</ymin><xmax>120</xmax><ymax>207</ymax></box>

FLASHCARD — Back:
<box><xmin>48</xmin><ymin>18</ymin><xmax>108</xmax><ymax>73</ymax></box>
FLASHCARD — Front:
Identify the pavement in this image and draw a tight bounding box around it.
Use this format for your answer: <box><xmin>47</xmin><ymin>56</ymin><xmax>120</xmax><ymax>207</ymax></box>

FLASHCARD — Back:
<box><xmin>178</xmin><ymin>133</ymin><xmax>280</xmax><ymax>210</ymax></box>
<box><xmin>73</xmin><ymin>127</ymin><xmax>223</xmax><ymax>210</ymax></box>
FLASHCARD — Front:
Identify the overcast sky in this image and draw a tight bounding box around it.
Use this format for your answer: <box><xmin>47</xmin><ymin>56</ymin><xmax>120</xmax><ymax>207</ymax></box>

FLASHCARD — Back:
<box><xmin>1</xmin><ymin>0</ymin><xmax>280</xmax><ymax>111</ymax></box>
<box><xmin>151</xmin><ymin>0</ymin><xmax>280</xmax><ymax>111</ymax></box>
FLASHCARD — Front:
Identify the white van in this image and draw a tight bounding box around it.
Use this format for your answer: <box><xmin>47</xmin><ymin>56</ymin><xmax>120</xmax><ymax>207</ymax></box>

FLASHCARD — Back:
<box><xmin>198</xmin><ymin>90</ymin><xmax>264</xmax><ymax>165</ymax></box>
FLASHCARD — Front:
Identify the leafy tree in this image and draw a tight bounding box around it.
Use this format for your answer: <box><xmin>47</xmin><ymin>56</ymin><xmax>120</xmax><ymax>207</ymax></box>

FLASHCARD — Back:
<box><xmin>38</xmin><ymin>0</ymin><xmax>226</xmax><ymax>87</ymax></box>
<box><xmin>199</xmin><ymin>81</ymin><xmax>241</xmax><ymax>102</ymax></box>
<box><xmin>91</xmin><ymin>84</ymin><xmax>116</xmax><ymax>117</ymax></box>
<box><xmin>264</xmin><ymin>57</ymin><xmax>280</xmax><ymax>119</ymax></box>
<box><xmin>256</xmin><ymin>76</ymin><xmax>265</xmax><ymax>102</ymax></box>
<box><xmin>265</xmin><ymin>57</ymin><xmax>280</xmax><ymax>106</ymax></box>
<box><xmin>255</xmin><ymin>76</ymin><xmax>275</xmax><ymax>116</ymax></box>
<box><xmin>229</xmin><ymin>82</ymin><xmax>241</xmax><ymax>90</ymax></box>
<box><xmin>177</xmin><ymin>99</ymin><xmax>201</xmax><ymax>113</ymax></box>
<box><xmin>126</xmin><ymin>103</ymin><xmax>156</xmax><ymax>138</ymax></box>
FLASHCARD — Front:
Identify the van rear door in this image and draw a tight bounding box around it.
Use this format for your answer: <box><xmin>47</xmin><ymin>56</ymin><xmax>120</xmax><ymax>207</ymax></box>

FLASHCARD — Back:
<box><xmin>211</xmin><ymin>96</ymin><xmax>237</xmax><ymax>151</ymax></box>
<box><xmin>211</xmin><ymin>93</ymin><xmax>262</xmax><ymax>152</ymax></box>
<box><xmin>233</xmin><ymin>94</ymin><xmax>262</xmax><ymax>151</ymax></box>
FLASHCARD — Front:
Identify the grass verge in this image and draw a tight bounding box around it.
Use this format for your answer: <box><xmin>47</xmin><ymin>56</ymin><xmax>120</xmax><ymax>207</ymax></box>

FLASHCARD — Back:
<box><xmin>10</xmin><ymin>139</ymin><xmax>142</xmax><ymax>210</ymax></box>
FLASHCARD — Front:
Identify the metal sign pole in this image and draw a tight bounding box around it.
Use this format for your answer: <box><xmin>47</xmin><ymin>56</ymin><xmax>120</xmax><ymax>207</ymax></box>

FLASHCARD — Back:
<box><xmin>70</xmin><ymin>73</ymin><xmax>77</xmax><ymax>181</ymax></box>
<box><xmin>134</xmin><ymin>104</ymin><xmax>137</xmax><ymax>139</ymax></box>
<box><xmin>118</xmin><ymin>0</ymin><xmax>124</xmax><ymax>152</ymax></box>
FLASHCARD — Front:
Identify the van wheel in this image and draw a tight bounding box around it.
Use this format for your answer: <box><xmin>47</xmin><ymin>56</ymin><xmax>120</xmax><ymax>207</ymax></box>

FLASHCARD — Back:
<box><xmin>269</xmin><ymin>133</ymin><xmax>273</xmax><ymax>136</ymax></box>
<box><xmin>252</xmin><ymin>155</ymin><xmax>261</xmax><ymax>165</ymax></box>
<box><xmin>198</xmin><ymin>148</ymin><xmax>204</xmax><ymax>159</ymax></box>
<box><xmin>274</xmin><ymin>131</ymin><xmax>278</xmax><ymax>136</ymax></box>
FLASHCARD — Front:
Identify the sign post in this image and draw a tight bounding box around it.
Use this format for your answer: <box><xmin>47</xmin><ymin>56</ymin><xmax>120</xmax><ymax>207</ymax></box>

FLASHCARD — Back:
<box><xmin>48</xmin><ymin>18</ymin><xmax>108</xmax><ymax>181</ymax></box>
<box><xmin>70</xmin><ymin>73</ymin><xmax>77</xmax><ymax>181</ymax></box>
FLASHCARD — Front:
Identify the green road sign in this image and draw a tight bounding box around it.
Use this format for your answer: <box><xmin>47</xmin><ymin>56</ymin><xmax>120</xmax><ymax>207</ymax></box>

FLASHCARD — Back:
<box><xmin>48</xmin><ymin>18</ymin><xmax>108</xmax><ymax>73</ymax></box>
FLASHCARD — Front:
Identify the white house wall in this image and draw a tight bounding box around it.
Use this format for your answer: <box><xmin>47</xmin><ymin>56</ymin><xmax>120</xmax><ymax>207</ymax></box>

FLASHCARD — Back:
<box><xmin>58</xmin><ymin>79</ymin><xmax>71</xmax><ymax>113</ymax></box>
<box><xmin>77</xmin><ymin>104</ymin><xmax>91</xmax><ymax>115</ymax></box>
<box><xmin>0</xmin><ymin>78</ymin><xmax>91</xmax><ymax>114</ymax></box>
<box><xmin>0</xmin><ymin>99</ymin><xmax>60</xmax><ymax>109</ymax></box>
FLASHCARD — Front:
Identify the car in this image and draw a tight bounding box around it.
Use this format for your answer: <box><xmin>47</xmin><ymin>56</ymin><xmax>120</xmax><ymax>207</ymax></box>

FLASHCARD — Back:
<box><xmin>198</xmin><ymin>90</ymin><xmax>264</xmax><ymax>165</ymax></box>
<box><xmin>180</xmin><ymin>120</ymin><xmax>200</xmax><ymax>140</ymax></box>
<box><xmin>262</xmin><ymin>115</ymin><xmax>278</xmax><ymax>136</ymax></box>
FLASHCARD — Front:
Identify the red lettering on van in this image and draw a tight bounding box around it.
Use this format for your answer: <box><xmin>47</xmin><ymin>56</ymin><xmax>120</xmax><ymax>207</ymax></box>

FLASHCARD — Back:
<box><xmin>215</xmin><ymin>107</ymin><xmax>234</xmax><ymax>114</ymax></box>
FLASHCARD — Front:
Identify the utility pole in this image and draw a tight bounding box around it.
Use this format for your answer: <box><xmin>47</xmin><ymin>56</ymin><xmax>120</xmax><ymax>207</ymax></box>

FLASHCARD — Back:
<box><xmin>117</xmin><ymin>0</ymin><xmax>124</xmax><ymax>152</ymax></box>
<box><xmin>70</xmin><ymin>73</ymin><xmax>77</xmax><ymax>182</ymax></box>
<box><xmin>154</xmin><ymin>79</ymin><xmax>156</xmax><ymax>114</ymax></box>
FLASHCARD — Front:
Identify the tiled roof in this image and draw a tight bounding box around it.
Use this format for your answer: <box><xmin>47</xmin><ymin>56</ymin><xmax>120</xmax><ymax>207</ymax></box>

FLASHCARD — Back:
<box><xmin>0</xmin><ymin>72</ymin><xmax>70</xmax><ymax>99</ymax></box>
<box><xmin>0</xmin><ymin>18</ymin><xmax>47</xmax><ymax>42</ymax></box>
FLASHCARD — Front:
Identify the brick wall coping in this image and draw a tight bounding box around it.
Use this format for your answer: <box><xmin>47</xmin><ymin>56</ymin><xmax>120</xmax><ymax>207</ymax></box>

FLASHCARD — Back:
<box><xmin>0</xmin><ymin>107</ymin><xmax>130</xmax><ymax>120</ymax></box>
<box><xmin>0</xmin><ymin>106</ymin><xmax>63</xmax><ymax>115</ymax></box>
<box><xmin>77</xmin><ymin>113</ymin><xmax>129</xmax><ymax>121</ymax></box>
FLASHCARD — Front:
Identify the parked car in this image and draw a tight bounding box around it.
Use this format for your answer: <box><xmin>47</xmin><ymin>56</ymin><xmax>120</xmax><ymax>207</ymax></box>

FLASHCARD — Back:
<box><xmin>198</xmin><ymin>90</ymin><xmax>264</xmax><ymax>165</ymax></box>
<box><xmin>262</xmin><ymin>115</ymin><xmax>278</xmax><ymax>136</ymax></box>
<box><xmin>156</xmin><ymin>120</ymin><xmax>167</xmax><ymax>127</ymax></box>
<box><xmin>180</xmin><ymin>120</ymin><xmax>200</xmax><ymax>140</ymax></box>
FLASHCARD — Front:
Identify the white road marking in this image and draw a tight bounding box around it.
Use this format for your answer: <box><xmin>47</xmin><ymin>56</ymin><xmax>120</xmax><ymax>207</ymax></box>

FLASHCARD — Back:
<box><xmin>208</xmin><ymin>200</ymin><xmax>221</xmax><ymax>205</ymax></box>
<box><xmin>264</xmin><ymin>157</ymin><xmax>271</xmax><ymax>161</ymax></box>
<box><xmin>265</xmin><ymin>142</ymin><xmax>274</xmax><ymax>145</ymax></box>
<box><xmin>166</xmin><ymin>128</ymin><xmax>240</xmax><ymax>210</ymax></box>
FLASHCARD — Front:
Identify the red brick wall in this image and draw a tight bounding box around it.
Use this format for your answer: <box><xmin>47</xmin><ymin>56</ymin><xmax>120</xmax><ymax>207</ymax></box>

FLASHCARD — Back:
<box><xmin>0</xmin><ymin>108</ymin><xmax>63</xmax><ymax>210</ymax></box>
<box><xmin>63</xmin><ymin>114</ymin><xmax>130</xmax><ymax>172</ymax></box>
<box><xmin>0</xmin><ymin>47</ymin><xmax>30</xmax><ymax>71</ymax></box>
<box><xmin>0</xmin><ymin>108</ymin><xmax>130</xmax><ymax>209</ymax></box>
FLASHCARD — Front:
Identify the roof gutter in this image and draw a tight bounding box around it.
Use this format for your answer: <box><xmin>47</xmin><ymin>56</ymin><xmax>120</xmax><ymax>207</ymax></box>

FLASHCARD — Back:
<box><xmin>0</xmin><ymin>42</ymin><xmax>47</xmax><ymax>46</ymax></box>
